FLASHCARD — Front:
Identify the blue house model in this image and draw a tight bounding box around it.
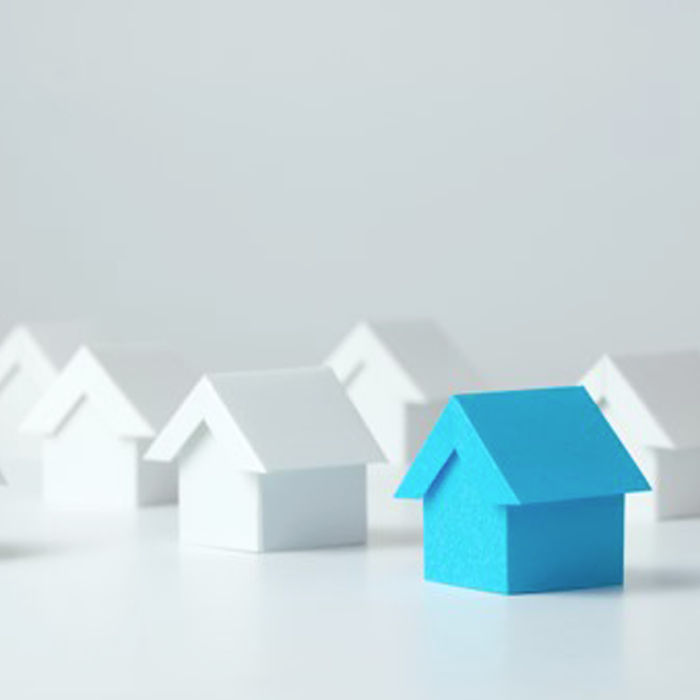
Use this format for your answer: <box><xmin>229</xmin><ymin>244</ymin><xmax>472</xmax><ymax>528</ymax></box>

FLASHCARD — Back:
<box><xmin>396</xmin><ymin>387</ymin><xmax>650</xmax><ymax>594</ymax></box>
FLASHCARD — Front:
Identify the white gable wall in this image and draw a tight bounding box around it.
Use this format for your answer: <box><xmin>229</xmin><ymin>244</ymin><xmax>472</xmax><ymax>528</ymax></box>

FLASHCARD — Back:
<box><xmin>343</xmin><ymin>373</ymin><xmax>406</xmax><ymax>464</ymax></box>
<box><xmin>43</xmin><ymin>397</ymin><xmax>141</xmax><ymax>508</ymax></box>
<box><xmin>341</xmin><ymin>371</ymin><xmax>443</xmax><ymax>465</ymax></box>
<box><xmin>178</xmin><ymin>427</ymin><xmax>261</xmax><ymax>551</ymax></box>
<box><xmin>330</xmin><ymin>326</ymin><xmax>453</xmax><ymax>465</ymax></box>
<box><xmin>604</xmin><ymin>358</ymin><xmax>673</xmax><ymax>448</ymax></box>
<box><xmin>595</xmin><ymin>398</ymin><xmax>656</xmax><ymax>521</ymax></box>
<box><xmin>329</xmin><ymin>329</ymin><xmax>421</xmax><ymax>403</ymax></box>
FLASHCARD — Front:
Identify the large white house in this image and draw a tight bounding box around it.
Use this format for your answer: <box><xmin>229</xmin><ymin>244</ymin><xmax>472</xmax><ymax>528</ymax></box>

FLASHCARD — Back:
<box><xmin>146</xmin><ymin>367</ymin><xmax>384</xmax><ymax>552</ymax></box>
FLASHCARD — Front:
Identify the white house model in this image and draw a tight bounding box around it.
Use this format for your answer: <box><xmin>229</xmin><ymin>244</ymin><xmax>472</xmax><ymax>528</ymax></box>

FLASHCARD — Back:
<box><xmin>145</xmin><ymin>367</ymin><xmax>384</xmax><ymax>552</ymax></box>
<box><xmin>326</xmin><ymin>319</ymin><xmax>480</xmax><ymax>465</ymax></box>
<box><xmin>0</xmin><ymin>322</ymin><xmax>106</xmax><ymax>493</ymax></box>
<box><xmin>21</xmin><ymin>344</ymin><xmax>196</xmax><ymax>508</ymax></box>
<box><xmin>583</xmin><ymin>351</ymin><xmax>700</xmax><ymax>520</ymax></box>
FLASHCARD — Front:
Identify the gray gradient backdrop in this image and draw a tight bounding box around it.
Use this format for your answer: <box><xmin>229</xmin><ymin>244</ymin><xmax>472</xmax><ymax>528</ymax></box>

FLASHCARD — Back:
<box><xmin>1</xmin><ymin>1</ymin><xmax>698</xmax><ymax>387</ymax></box>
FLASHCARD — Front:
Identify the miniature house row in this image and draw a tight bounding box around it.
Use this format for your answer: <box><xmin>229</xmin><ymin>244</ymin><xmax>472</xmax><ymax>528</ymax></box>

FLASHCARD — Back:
<box><xmin>1</xmin><ymin>318</ymin><xmax>700</xmax><ymax>596</ymax></box>
<box><xmin>2</xmin><ymin>321</ymin><xmax>700</xmax><ymax>535</ymax></box>
<box><xmin>0</xmin><ymin>328</ymin><xmax>385</xmax><ymax>551</ymax></box>
<box><xmin>0</xmin><ymin>322</ymin><xmax>111</xmax><ymax>493</ymax></box>
<box><xmin>0</xmin><ymin>318</ymin><xmax>479</xmax><ymax>499</ymax></box>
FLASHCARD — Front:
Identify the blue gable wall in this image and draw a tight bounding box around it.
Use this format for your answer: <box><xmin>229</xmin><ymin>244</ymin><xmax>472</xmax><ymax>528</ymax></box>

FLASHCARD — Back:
<box><xmin>424</xmin><ymin>451</ymin><xmax>509</xmax><ymax>592</ymax></box>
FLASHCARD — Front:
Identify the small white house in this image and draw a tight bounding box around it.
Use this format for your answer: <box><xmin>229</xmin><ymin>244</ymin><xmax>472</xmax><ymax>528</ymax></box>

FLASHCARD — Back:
<box><xmin>145</xmin><ymin>367</ymin><xmax>385</xmax><ymax>552</ymax></box>
<box><xmin>21</xmin><ymin>344</ymin><xmax>196</xmax><ymax>508</ymax></box>
<box><xmin>0</xmin><ymin>322</ymin><xmax>107</xmax><ymax>493</ymax></box>
<box><xmin>583</xmin><ymin>351</ymin><xmax>700</xmax><ymax>520</ymax></box>
<box><xmin>326</xmin><ymin>319</ymin><xmax>481</xmax><ymax>465</ymax></box>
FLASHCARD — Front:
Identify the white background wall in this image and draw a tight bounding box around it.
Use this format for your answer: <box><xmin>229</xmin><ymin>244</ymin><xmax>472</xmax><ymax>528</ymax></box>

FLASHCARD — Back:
<box><xmin>1</xmin><ymin>0</ymin><xmax>698</xmax><ymax>386</ymax></box>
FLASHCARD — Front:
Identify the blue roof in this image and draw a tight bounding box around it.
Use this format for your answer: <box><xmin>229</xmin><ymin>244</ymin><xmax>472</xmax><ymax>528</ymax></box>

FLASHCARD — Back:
<box><xmin>396</xmin><ymin>386</ymin><xmax>650</xmax><ymax>505</ymax></box>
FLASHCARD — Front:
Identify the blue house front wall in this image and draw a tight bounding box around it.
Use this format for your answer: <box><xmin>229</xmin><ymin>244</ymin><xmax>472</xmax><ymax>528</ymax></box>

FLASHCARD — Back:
<box><xmin>506</xmin><ymin>495</ymin><xmax>625</xmax><ymax>593</ymax></box>
<box><xmin>424</xmin><ymin>453</ymin><xmax>509</xmax><ymax>593</ymax></box>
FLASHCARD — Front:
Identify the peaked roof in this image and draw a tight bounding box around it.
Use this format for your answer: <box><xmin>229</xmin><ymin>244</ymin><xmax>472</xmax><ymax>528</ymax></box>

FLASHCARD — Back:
<box><xmin>21</xmin><ymin>345</ymin><xmax>197</xmax><ymax>439</ymax></box>
<box><xmin>396</xmin><ymin>387</ymin><xmax>649</xmax><ymax>505</ymax></box>
<box><xmin>582</xmin><ymin>352</ymin><xmax>700</xmax><ymax>449</ymax></box>
<box><xmin>146</xmin><ymin>367</ymin><xmax>385</xmax><ymax>472</ymax></box>
<box><xmin>327</xmin><ymin>319</ymin><xmax>480</xmax><ymax>403</ymax></box>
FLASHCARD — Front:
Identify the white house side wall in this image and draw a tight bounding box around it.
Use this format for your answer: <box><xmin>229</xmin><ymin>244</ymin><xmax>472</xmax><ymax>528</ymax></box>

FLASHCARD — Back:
<box><xmin>178</xmin><ymin>428</ymin><xmax>261</xmax><ymax>552</ymax></box>
<box><xmin>43</xmin><ymin>399</ymin><xmax>140</xmax><ymax>508</ymax></box>
<box><xmin>137</xmin><ymin>440</ymin><xmax>178</xmax><ymax>506</ymax></box>
<box><xmin>259</xmin><ymin>465</ymin><xmax>367</xmax><ymax>551</ymax></box>
<box><xmin>653</xmin><ymin>448</ymin><xmax>700</xmax><ymax>520</ymax></box>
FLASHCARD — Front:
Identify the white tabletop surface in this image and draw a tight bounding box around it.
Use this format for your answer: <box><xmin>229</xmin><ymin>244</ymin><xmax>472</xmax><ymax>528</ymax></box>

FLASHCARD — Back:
<box><xmin>0</xmin><ymin>466</ymin><xmax>696</xmax><ymax>700</ymax></box>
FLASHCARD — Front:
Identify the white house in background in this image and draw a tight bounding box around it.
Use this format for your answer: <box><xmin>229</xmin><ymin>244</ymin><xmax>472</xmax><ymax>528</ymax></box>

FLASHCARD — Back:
<box><xmin>21</xmin><ymin>344</ymin><xmax>197</xmax><ymax>508</ymax></box>
<box><xmin>582</xmin><ymin>351</ymin><xmax>700</xmax><ymax>520</ymax></box>
<box><xmin>145</xmin><ymin>367</ymin><xmax>384</xmax><ymax>552</ymax></box>
<box><xmin>326</xmin><ymin>319</ymin><xmax>481</xmax><ymax>465</ymax></box>
<box><xmin>0</xmin><ymin>322</ymin><xmax>108</xmax><ymax>493</ymax></box>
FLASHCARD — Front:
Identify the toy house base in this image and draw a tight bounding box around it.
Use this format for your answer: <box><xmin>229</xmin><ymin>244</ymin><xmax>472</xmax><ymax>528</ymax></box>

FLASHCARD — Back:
<box><xmin>424</xmin><ymin>572</ymin><xmax>624</xmax><ymax>596</ymax></box>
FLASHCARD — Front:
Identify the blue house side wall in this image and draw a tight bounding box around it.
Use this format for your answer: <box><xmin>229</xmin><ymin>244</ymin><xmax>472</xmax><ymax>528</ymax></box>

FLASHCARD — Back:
<box><xmin>506</xmin><ymin>496</ymin><xmax>625</xmax><ymax>594</ymax></box>
<box><xmin>424</xmin><ymin>453</ymin><xmax>509</xmax><ymax>593</ymax></box>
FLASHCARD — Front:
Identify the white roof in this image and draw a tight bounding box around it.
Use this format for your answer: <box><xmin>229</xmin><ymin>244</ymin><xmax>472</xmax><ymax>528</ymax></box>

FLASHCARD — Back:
<box><xmin>146</xmin><ymin>367</ymin><xmax>385</xmax><ymax>471</ymax></box>
<box><xmin>22</xmin><ymin>345</ymin><xmax>197</xmax><ymax>439</ymax></box>
<box><xmin>327</xmin><ymin>319</ymin><xmax>480</xmax><ymax>403</ymax></box>
<box><xmin>582</xmin><ymin>351</ymin><xmax>700</xmax><ymax>449</ymax></box>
